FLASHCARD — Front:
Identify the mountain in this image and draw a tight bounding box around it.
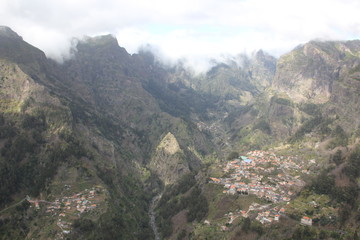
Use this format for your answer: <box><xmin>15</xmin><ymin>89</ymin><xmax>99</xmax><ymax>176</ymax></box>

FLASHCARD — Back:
<box><xmin>0</xmin><ymin>26</ymin><xmax>359</xmax><ymax>240</ymax></box>
<box><xmin>0</xmin><ymin>27</ymin><xmax>214</xmax><ymax>239</ymax></box>
<box><xmin>152</xmin><ymin>41</ymin><xmax>360</xmax><ymax>239</ymax></box>
<box><xmin>169</xmin><ymin>51</ymin><xmax>276</xmax><ymax>108</ymax></box>
<box><xmin>223</xmin><ymin>40</ymin><xmax>360</xmax><ymax>152</ymax></box>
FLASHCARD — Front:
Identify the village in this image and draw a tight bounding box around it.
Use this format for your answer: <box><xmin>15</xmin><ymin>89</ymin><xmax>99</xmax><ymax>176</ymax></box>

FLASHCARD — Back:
<box><xmin>28</xmin><ymin>185</ymin><xmax>104</xmax><ymax>238</ymax></box>
<box><xmin>209</xmin><ymin>150</ymin><xmax>315</xmax><ymax>226</ymax></box>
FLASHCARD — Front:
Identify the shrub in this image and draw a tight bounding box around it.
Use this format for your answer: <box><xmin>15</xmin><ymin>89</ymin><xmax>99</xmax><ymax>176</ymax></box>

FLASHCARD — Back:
<box><xmin>227</xmin><ymin>151</ymin><xmax>239</xmax><ymax>160</ymax></box>
<box><xmin>290</xmin><ymin>115</ymin><xmax>323</xmax><ymax>142</ymax></box>
<box><xmin>342</xmin><ymin>146</ymin><xmax>360</xmax><ymax>179</ymax></box>
<box><xmin>272</xmin><ymin>96</ymin><xmax>292</xmax><ymax>106</ymax></box>
<box><xmin>253</xmin><ymin>120</ymin><xmax>271</xmax><ymax>134</ymax></box>
<box><xmin>330</xmin><ymin>150</ymin><xmax>343</xmax><ymax>166</ymax></box>
<box><xmin>300</xmin><ymin>103</ymin><xmax>320</xmax><ymax>116</ymax></box>
<box><xmin>72</xmin><ymin>218</ymin><xmax>95</xmax><ymax>232</ymax></box>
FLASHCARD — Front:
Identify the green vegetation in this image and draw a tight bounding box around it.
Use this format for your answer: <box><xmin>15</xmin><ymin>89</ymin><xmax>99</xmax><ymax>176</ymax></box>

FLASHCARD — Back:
<box><xmin>236</xmin><ymin>127</ymin><xmax>272</xmax><ymax>150</ymax></box>
<box><xmin>290</xmin><ymin>115</ymin><xmax>325</xmax><ymax>142</ymax></box>
<box><xmin>224</xmin><ymin>105</ymin><xmax>253</xmax><ymax>125</ymax></box>
<box><xmin>253</xmin><ymin>119</ymin><xmax>271</xmax><ymax>135</ymax></box>
<box><xmin>299</xmin><ymin>103</ymin><xmax>321</xmax><ymax>116</ymax></box>
<box><xmin>330</xmin><ymin>150</ymin><xmax>343</xmax><ymax>166</ymax></box>
<box><xmin>185</xmin><ymin>187</ymin><xmax>209</xmax><ymax>222</ymax></box>
<box><xmin>327</xmin><ymin>125</ymin><xmax>348</xmax><ymax>149</ymax></box>
<box><xmin>71</xmin><ymin>218</ymin><xmax>95</xmax><ymax>238</ymax></box>
<box><xmin>227</xmin><ymin>151</ymin><xmax>239</xmax><ymax>160</ymax></box>
<box><xmin>2</xmin><ymin>28</ymin><xmax>360</xmax><ymax>240</ymax></box>
<box><xmin>156</xmin><ymin>173</ymin><xmax>209</xmax><ymax>238</ymax></box>
<box><xmin>349</xmin><ymin>64</ymin><xmax>360</xmax><ymax>75</ymax></box>
<box><xmin>342</xmin><ymin>146</ymin><xmax>360</xmax><ymax>179</ymax></box>
<box><xmin>271</xmin><ymin>96</ymin><xmax>293</xmax><ymax>106</ymax></box>
<box><xmin>291</xmin><ymin>225</ymin><xmax>318</xmax><ymax>240</ymax></box>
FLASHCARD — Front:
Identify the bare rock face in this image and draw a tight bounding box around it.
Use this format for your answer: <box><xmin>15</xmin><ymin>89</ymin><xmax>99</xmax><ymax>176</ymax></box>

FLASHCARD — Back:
<box><xmin>250</xmin><ymin>49</ymin><xmax>277</xmax><ymax>89</ymax></box>
<box><xmin>273</xmin><ymin>40</ymin><xmax>360</xmax><ymax>104</ymax></box>
<box><xmin>274</xmin><ymin>42</ymin><xmax>335</xmax><ymax>103</ymax></box>
<box><xmin>271</xmin><ymin>40</ymin><xmax>360</xmax><ymax>132</ymax></box>
<box><xmin>149</xmin><ymin>132</ymin><xmax>190</xmax><ymax>185</ymax></box>
<box><xmin>0</xmin><ymin>27</ymin><xmax>213</xmax><ymax>239</ymax></box>
<box><xmin>157</xmin><ymin>132</ymin><xmax>181</xmax><ymax>155</ymax></box>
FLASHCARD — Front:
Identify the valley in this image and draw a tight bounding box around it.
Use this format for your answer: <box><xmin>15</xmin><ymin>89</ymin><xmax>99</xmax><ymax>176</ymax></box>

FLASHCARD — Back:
<box><xmin>0</xmin><ymin>26</ymin><xmax>359</xmax><ymax>240</ymax></box>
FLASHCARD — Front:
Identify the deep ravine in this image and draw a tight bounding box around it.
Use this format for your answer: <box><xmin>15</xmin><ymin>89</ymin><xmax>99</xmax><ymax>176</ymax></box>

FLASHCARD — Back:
<box><xmin>149</xmin><ymin>193</ymin><xmax>162</xmax><ymax>240</ymax></box>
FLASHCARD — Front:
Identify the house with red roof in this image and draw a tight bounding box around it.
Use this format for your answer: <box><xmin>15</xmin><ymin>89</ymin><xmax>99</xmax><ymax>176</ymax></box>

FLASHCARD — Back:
<box><xmin>301</xmin><ymin>216</ymin><xmax>312</xmax><ymax>226</ymax></box>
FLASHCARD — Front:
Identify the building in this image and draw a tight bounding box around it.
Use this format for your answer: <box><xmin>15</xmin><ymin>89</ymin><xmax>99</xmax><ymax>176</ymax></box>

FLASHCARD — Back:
<box><xmin>241</xmin><ymin>156</ymin><xmax>252</xmax><ymax>164</ymax></box>
<box><xmin>301</xmin><ymin>216</ymin><xmax>312</xmax><ymax>226</ymax></box>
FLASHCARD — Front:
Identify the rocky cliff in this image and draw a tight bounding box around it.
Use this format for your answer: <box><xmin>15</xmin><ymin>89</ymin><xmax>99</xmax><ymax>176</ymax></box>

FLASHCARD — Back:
<box><xmin>223</xmin><ymin>40</ymin><xmax>360</xmax><ymax>151</ymax></box>
<box><xmin>0</xmin><ymin>27</ymin><xmax>214</xmax><ymax>240</ymax></box>
<box><xmin>149</xmin><ymin>132</ymin><xmax>190</xmax><ymax>185</ymax></box>
<box><xmin>1</xmin><ymin>26</ymin><xmax>360</xmax><ymax>239</ymax></box>
<box><xmin>273</xmin><ymin>41</ymin><xmax>360</xmax><ymax>104</ymax></box>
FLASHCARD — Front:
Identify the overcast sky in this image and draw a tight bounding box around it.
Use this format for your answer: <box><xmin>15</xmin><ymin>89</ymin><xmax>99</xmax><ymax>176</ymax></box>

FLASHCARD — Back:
<box><xmin>1</xmin><ymin>0</ymin><xmax>360</xmax><ymax>70</ymax></box>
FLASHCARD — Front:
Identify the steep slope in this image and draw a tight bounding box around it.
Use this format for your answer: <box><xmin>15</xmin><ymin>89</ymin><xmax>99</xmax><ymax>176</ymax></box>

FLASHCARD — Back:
<box><xmin>171</xmin><ymin>51</ymin><xmax>276</xmax><ymax>108</ymax></box>
<box><xmin>0</xmin><ymin>28</ymin><xmax>154</xmax><ymax>240</ymax></box>
<box><xmin>1</xmin><ymin>25</ymin><xmax>360</xmax><ymax>240</ymax></box>
<box><xmin>272</xmin><ymin>40</ymin><xmax>360</xmax><ymax>142</ymax></box>
<box><xmin>224</xmin><ymin>40</ymin><xmax>360</xmax><ymax>152</ymax></box>
<box><xmin>273</xmin><ymin>41</ymin><xmax>360</xmax><ymax>104</ymax></box>
<box><xmin>148</xmin><ymin>132</ymin><xmax>190</xmax><ymax>185</ymax></box>
<box><xmin>164</xmin><ymin>41</ymin><xmax>360</xmax><ymax>240</ymax></box>
<box><xmin>152</xmin><ymin>40</ymin><xmax>360</xmax><ymax>240</ymax></box>
<box><xmin>0</xmin><ymin>27</ymin><xmax>215</xmax><ymax>240</ymax></box>
<box><xmin>61</xmin><ymin>36</ymin><xmax>214</xmax><ymax>157</ymax></box>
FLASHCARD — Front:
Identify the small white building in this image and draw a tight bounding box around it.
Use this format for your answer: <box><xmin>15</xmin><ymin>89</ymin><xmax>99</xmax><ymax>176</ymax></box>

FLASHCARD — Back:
<box><xmin>301</xmin><ymin>216</ymin><xmax>312</xmax><ymax>226</ymax></box>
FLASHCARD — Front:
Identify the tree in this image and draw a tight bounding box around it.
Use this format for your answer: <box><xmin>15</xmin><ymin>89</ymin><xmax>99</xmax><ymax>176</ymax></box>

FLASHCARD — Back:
<box><xmin>354</xmin><ymin>231</ymin><xmax>360</xmax><ymax>240</ymax></box>
<box><xmin>227</xmin><ymin>152</ymin><xmax>239</xmax><ymax>160</ymax></box>
<box><xmin>242</xmin><ymin>217</ymin><xmax>251</xmax><ymax>233</ymax></box>
<box><xmin>311</xmin><ymin>171</ymin><xmax>335</xmax><ymax>195</ymax></box>
<box><xmin>331</xmin><ymin>150</ymin><xmax>343</xmax><ymax>166</ymax></box>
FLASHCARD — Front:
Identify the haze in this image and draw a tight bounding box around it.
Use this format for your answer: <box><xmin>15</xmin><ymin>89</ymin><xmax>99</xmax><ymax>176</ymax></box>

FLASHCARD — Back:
<box><xmin>1</xmin><ymin>0</ymin><xmax>360</xmax><ymax>71</ymax></box>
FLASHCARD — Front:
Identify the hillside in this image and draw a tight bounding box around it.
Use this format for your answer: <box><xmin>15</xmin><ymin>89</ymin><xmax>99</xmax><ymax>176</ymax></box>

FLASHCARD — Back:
<box><xmin>0</xmin><ymin>27</ymin><xmax>214</xmax><ymax>240</ymax></box>
<box><xmin>152</xmin><ymin>41</ymin><xmax>360</xmax><ymax>239</ymax></box>
<box><xmin>0</xmin><ymin>26</ymin><xmax>359</xmax><ymax>240</ymax></box>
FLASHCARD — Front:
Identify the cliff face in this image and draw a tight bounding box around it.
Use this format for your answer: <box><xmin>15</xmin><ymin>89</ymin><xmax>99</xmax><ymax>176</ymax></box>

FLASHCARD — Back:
<box><xmin>0</xmin><ymin>27</ymin><xmax>213</xmax><ymax>239</ymax></box>
<box><xmin>166</xmin><ymin>50</ymin><xmax>276</xmax><ymax>109</ymax></box>
<box><xmin>273</xmin><ymin>41</ymin><xmax>360</xmax><ymax>104</ymax></box>
<box><xmin>273</xmin><ymin>40</ymin><xmax>360</xmax><ymax>132</ymax></box>
<box><xmin>222</xmin><ymin>40</ymin><xmax>360</xmax><ymax>151</ymax></box>
<box><xmin>149</xmin><ymin>132</ymin><xmax>190</xmax><ymax>185</ymax></box>
<box><xmin>1</xmin><ymin>25</ymin><xmax>360</xmax><ymax>239</ymax></box>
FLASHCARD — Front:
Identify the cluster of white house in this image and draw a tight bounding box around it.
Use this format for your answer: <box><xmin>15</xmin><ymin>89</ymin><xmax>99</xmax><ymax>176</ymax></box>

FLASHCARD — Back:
<box><xmin>28</xmin><ymin>186</ymin><xmax>103</xmax><ymax>236</ymax></box>
<box><xmin>210</xmin><ymin>151</ymin><xmax>306</xmax><ymax>204</ymax></box>
<box><xmin>210</xmin><ymin>150</ymin><xmax>314</xmax><ymax>225</ymax></box>
<box><xmin>45</xmin><ymin>187</ymin><xmax>99</xmax><ymax>216</ymax></box>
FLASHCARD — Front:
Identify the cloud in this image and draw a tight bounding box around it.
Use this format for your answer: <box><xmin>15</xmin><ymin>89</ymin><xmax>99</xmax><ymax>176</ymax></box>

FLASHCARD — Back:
<box><xmin>1</xmin><ymin>0</ymin><xmax>360</xmax><ymax>70</ymax></box>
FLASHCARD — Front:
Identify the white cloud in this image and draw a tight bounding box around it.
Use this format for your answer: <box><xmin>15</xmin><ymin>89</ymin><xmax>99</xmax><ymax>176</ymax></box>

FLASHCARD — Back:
<box><xmin>1</xmin><ymin>0</ymin><xmax>360</xmax><ymax>70</ymax></box>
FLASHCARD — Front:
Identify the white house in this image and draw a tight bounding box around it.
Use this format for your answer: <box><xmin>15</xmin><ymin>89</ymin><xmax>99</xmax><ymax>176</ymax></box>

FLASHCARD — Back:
<box><xmin>301</xmin><ymin>216</ymin><xmax>312</xmax><ymax>226</ymax></box>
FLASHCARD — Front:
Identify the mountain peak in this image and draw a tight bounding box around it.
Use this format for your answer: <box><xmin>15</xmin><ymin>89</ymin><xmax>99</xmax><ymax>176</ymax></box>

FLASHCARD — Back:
<box><xmin>82</xmin><ymin>34</ymin><xmax>119</xmax><ymax>47</ymax></box>
<box><xmin>75</xmin><ymin>34</ymin><xmax>130</xmax><ymax>58</ymax></box>
<box><xmin>157</xmin><ymin>132</ymin><xmax>181</xmax><ymax>155</ymax></box>
<box><xmin>0</xmin><ymin>26</ymin><xmax>22</xmax><ymax>39</ymax></box>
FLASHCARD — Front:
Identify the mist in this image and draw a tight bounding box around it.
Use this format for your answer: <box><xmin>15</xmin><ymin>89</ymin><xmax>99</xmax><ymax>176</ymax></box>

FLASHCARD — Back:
<box><xmin>3</xmin><ymin>0</ymin><xmax>360</xmax><ymax>71</ymax></box>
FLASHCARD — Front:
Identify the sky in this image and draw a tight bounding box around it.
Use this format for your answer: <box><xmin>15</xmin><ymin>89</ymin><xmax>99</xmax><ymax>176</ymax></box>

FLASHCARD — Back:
<box><xmin>1</xmin><ymin>0</ymin><xmax>360</xmax><ymax>70</ymax></box>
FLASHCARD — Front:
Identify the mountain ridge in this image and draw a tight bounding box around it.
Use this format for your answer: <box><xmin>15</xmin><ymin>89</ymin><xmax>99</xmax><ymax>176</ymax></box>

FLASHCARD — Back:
<box><xmin>0</xmin><ymin>26</ymin><xmax>359</xmax><ymax>239</ymax></box>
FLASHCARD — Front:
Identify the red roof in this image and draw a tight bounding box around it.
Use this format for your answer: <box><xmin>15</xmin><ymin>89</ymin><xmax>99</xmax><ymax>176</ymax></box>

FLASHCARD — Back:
<box><xmin>210</xmin><ymin>177</ymin><xmax>220</xmax><ymax>182</ymax></box>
